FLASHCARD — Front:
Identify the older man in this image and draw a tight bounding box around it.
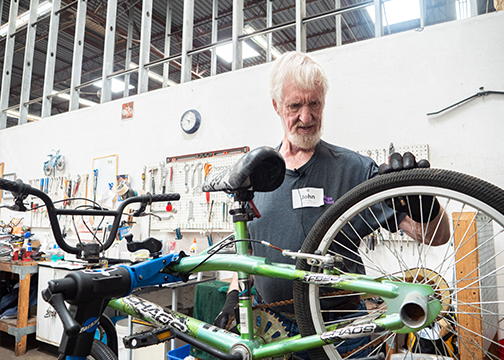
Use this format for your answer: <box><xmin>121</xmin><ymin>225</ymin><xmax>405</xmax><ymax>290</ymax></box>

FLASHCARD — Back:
<box><xmin>216</xmin><ymin>51</ymin><xmax>450</xmax><ymax>359</ymax></box>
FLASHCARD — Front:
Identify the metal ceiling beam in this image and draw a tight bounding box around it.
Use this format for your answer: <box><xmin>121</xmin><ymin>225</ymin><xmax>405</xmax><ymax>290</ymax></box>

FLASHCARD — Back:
<box><xmin>296</xmin><ymin>0</ymin><xmax>307</xmax><ymax>51</ymax></box>
<box><xmin>138</xmin><ymin>0</ymin><xmax>152</xmax><ymax>93</ymax></box>
<box><xmin>42</xmin><ymin>0</ymin><xmax>61</xmax><ymax>118</ymax></box>
<box><xmin>101</xmin><ymin>0</ymin><xmax>118</xmax><ymax>103</ymax></box>
<box><xmin>123</xmin><ymin>0</ymin><xmax>134</xmax><ymax>97</ymax></box>
<box><xmin>232</xmin><ymin>0</ymin><xmax>243</xmax><ymax>70</ymax></box>
<box><xmin>374</xmin><ymin>0</ymin><xmax>382</xmax><ymax>37</ymax></box>
<box><xmin>266</xmin><ymin>0</ymin><xmax>273</xmax><ymax>61</ymax></box>
<box><xmin>0</xmin><ymin>0</ymin><xmax>19</xmax><ymax>128</ymax></box>
<box><xmin>181</xmin><ymin>0</ymin><xmax>195</xmax><ymax>82</ymax></box>
<box><xmin>0</xmin><ymin>0</ymin><xmax>4</xmax><ymax>27</ymax></box>
<box><xmin>163</xmin><ymin>0</ymin><xmax>173</xmax><ymax>87</ymax></box>
<box><xmin>69</xmin><ymin>0</ymin><xmax>87</xmax><ymax>111</ymax></box>
<box><xmin>335</xmin><ymin>0</ymin><xmax>342</xmax><ymax>46</ymax></box>
<box><xmin>211</xmin><ymin>0</ymin><xmax>218</xmax><ymax>75</ymax></box>
<box><xmin>19</xmin><ymin>0</ymin><xmax>40</xmax><ymax>124</ymax></box>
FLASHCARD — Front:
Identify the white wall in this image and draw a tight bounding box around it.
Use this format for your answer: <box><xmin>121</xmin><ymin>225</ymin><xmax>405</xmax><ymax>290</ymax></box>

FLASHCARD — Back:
<box><xmin>1</xmin><ymin>12</ymin><xmax>503</xmax><ymax>250</ymax></box>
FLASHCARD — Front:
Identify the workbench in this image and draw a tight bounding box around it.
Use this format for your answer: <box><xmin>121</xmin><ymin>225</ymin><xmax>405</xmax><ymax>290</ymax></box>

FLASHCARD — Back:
<box><xmin>0</xmin><ymin>259</ymin><xmax>40</xmax><ymax>356</ymax></box>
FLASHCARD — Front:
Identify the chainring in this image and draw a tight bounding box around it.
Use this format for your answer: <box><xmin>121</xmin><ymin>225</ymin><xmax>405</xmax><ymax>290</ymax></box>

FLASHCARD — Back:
<box><xmin>253</xmin><ymin>308</ymin><xmax>289</xmax><ymax>343</ymax></box>
<box><xmin>227</xmin><ymin>308</ymin><xmax>289</xmax><ymax>343</ymax></box>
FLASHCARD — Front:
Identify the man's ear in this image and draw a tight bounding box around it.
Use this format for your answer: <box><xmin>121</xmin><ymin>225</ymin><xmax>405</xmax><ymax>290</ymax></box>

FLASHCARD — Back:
<box><xmin>272</xmin><ymin>99</ymin><xmax>279</xmax><ymax>114</ymax></box>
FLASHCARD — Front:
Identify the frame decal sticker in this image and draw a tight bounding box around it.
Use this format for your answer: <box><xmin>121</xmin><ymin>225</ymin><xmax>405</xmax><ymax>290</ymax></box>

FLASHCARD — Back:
<box><xmin>303</xmin><ymin>274</ymin><xmax>348</xmax><ymax>285</ymax></box>
<box><xmin>124</xmin><ymin>296</ymin><xmax>188</xmax><ymax>333</ymax></box>
<box><xmin>320</xmin><ymin>323</ymin><xmax>385</xmax><ymax>343</ymax></box>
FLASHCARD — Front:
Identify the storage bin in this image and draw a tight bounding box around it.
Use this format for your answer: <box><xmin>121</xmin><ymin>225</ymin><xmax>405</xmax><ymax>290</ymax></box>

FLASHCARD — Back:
<box><xmin>167</xmin><ymin>344</ymin><xmax>191</xmax><ymax>360</ymax></box>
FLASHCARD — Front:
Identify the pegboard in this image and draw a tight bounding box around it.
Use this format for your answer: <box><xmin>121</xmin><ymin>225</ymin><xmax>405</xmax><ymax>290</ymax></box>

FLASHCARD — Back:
<box><xmin>357</xmin><ymin>144</ymin><xmax>429</xmax><ymax>165</ymax></box>
<box><xmin>147</xmin><ymin>147</ymin><xmax>249</xmax><ymax>231</ymax></box>
<box><xmin>26</xmin><ymin>174</ymin><xmax>91</xmax><ymax>229</ymax></box>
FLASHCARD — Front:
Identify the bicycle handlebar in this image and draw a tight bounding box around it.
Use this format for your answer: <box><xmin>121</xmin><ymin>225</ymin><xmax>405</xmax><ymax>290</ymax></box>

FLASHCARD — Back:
<box><xmin>0</xmin><ymin>177</ymin><xmax>180</xmax><ymax>256</ymax></box>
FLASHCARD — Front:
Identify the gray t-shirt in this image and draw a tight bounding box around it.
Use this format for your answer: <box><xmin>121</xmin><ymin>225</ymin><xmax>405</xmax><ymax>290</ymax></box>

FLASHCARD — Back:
<box><xmin>249</xmin><ymin>140</ymin><xmax>397</xmax><ymax>312</ymax></box>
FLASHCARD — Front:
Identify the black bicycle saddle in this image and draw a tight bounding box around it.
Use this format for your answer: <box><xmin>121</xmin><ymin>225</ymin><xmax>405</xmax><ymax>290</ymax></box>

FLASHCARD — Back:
<box><xmin>202</xmin><ymin>146</ymin><xmax>285</xmax><ymax>201</ymax></box>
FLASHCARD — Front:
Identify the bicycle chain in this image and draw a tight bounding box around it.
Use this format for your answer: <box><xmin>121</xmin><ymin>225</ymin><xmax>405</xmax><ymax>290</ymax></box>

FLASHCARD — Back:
<box><xmin>225</xmin><ymin>290</ymin><xmax>355</xmax><ymax>330</ymax></box>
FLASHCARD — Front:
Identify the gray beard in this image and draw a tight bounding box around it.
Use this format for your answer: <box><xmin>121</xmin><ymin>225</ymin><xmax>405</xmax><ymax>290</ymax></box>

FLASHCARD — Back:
<box><xmin>286</xmin><ymin>130</ymin><xmax>321</xmax><ymax>150</ymax></box>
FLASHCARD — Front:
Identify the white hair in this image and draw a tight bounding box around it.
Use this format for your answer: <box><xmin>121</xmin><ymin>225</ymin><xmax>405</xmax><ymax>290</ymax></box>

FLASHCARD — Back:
<box><xmin>269</xmin><ymin>51</ymin><xmax>329</xmax><ymax>104</ymax></box>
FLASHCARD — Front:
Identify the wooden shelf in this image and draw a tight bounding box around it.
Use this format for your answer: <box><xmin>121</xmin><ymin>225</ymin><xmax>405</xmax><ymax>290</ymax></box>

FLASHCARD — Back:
<box><xmin>0</xmin><ymin>260</ymin><xmax>41</xmax><ymax>356</ymax></box>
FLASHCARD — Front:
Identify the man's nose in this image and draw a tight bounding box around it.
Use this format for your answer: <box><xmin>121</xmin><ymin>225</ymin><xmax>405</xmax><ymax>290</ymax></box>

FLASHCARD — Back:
<box><xmin>298</xmin><ymin>105</ymin><xmax>313</xmax><ymax>123</ymax></box>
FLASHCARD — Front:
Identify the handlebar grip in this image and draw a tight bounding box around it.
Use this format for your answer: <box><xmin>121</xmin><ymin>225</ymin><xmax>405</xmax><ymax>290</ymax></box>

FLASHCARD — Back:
<box><xmin>0</xmin><ymin>178</ymin><xmax>23</xmax><ymax>194</ymax></box>
<box><xmin>42</xmin><ymin>287</ymin><xmax>81</xmax><ymax>337</ymax></box>
<box><xmin>150</xmin><ymin>193</ymin><xmax>180</xmax><ymax>202</ymax></box>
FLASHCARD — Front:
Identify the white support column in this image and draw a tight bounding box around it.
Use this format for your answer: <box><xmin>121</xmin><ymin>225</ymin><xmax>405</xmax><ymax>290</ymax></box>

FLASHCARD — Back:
<box><xmin>232</xmin><ymin>0</ymin><xmax>243</xmax><ymax>70</ymax></box>
<box><xmin>138</xmin><ymin>0</ymin><xmax>153</xmax><ymax>93</ymax></box>
<box><xmin>266</xmin><ymin>0</ymin><xmax>273</xmax><ymax>62</ymax></box>
<box><xmin>123</xmin><ymin>0</ymin><xmax>134</xmax><ymax>98</ymax></box>
<box><xmin>163</xmin><ymin>0</ymin><xmax>173</xmax><ymax>87</ymax></box>
<box><xmin>0</xmin><ymin>0</ymin><xmax>20</xmax><ymax>129</ymax></box>
<box><xmin>42</xmin><ymin>0</ymin><xmax>61</xmax><ymax>118</ymax></box>
<box><xmin>101</xmin><ymin>0</ymin><xmax>118</xmax><ymax>103</ymax></box>
<box><xmin>69</xmin><ymin>0</ymin><xmax>87</xmax><ymax>111</ymax></box>
<box><xmin>181</xmin><ymin>0</ymin><xmax>195</xmax><ymax>83</ymax></box>
<box><xmin>295</xmin><ymin>0</ymin><xmax>306</xmax><ymax>52</ymax></box>
<box><xmin>470</xmin><ymin>0</ymin><xmax>478</xmax><ymax>17</ymax></box>
<box><xmin>19</xmin><ymin>0</ymin><xmax>40</xmax><ymax>124</ymax></box>
<box><xmin>419</xmin><ymin>0</ymin><xmax>426</xmax><ymax>28</ymax></box>
<box><xmin>335</xmin><ymin>0</ymin><xmax>342</xmax><ymax>46</ymax></box>
<box><xmin>374</xmin><ymin>0</ymin><xmax>382</xmax><ymax>38</ymax></box>
<box><xmin>210</xmin><ymin>0</ymin><xmax>218</xmax><ymax>75</ymax></box>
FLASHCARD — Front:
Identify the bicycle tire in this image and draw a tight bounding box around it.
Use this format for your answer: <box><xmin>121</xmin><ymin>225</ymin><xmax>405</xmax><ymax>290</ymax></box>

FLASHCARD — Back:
<box><xmin>96</xmin><ymin>315</ymin><xmax>118</xmax><ymax>357</ymax></box>
<box><xmin>294</xmin><ymin>168</ymin><xmax>504</xmax><ymax>359</ymax></box>
<box><xmin>57</xmin><ymin>339</ymin><xmax>117</xmax><ymax>360</ymax></box>
<box><xmin>90</xmin><ymin>339</ymin><xmax>117</xmax><ymax>360</ymax></box>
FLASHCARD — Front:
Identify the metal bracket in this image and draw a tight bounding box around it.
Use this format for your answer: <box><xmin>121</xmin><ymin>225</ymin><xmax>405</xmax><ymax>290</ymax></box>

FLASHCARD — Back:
<box><xmin>11</xmin><ymin>265</ymin><xmax>38</xmax><ymax>280</ymax></box>
<box><xmin>8</xmin><ymin>324</ymin><xmax>37</xmax><ymax>342</ymax></box>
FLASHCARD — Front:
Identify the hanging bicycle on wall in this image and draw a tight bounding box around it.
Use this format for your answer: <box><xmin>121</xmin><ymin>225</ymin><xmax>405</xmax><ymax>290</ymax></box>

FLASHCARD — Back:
<box><xmin>43</xmin><ymin>150</ymin><xmax>66</xmax><ymax>177</ymax></box>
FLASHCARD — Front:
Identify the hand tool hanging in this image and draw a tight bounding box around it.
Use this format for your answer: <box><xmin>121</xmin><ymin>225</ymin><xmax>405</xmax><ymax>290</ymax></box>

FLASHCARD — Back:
<box><xmin>93</xmin><ymin>169</ymin><xmax>99</xmax><ymax>201</ymax></box>
<box><xmin>150</xmin><ymin>167</ymin><xmax>158</xmax><ymax>194</ymax></box>
<box><xmin>165</xmin><ymin>166</ymin><xmax>174</xmax><ymax>212</ymax></box>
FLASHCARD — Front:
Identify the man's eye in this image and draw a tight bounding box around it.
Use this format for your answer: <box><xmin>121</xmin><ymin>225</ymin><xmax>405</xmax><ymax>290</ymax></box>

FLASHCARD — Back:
<box><xmin>289</xmin><ymin>104</ymin><xmax>302</xmax><ymax>111</ymax></box>
<box><xmin>310</xmin><ymin>101</ymin><xmax>320</xmax><ymax>107</ymax></box>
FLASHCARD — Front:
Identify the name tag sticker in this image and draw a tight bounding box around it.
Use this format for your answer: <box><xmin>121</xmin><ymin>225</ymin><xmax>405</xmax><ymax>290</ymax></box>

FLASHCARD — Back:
<box><xmin>292</xmin><ymin>188</ymin><xmax>324</xmax><ymax>209</ymax></box>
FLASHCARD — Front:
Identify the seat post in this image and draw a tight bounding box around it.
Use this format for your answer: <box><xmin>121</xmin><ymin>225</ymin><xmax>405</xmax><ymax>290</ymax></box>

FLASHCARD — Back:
<box><xmin>230</xmin><ymin>202</ymin><xmax>256</xmax><ymax>256</ymax></box>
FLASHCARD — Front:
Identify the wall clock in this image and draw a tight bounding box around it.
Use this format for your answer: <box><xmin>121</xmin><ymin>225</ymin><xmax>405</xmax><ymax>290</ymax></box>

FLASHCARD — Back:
<box><xmin>180</xmin><ymin>109</ymin><xmax>201</xmax><ymax>134</ymax></box>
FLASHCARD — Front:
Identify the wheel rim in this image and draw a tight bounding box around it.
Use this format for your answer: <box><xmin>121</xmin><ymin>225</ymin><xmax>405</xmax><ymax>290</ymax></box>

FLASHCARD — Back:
<box><xmin>308</xmin><ymin>185</ymin><xmax>504</xmax><ymax>359</ymax></box>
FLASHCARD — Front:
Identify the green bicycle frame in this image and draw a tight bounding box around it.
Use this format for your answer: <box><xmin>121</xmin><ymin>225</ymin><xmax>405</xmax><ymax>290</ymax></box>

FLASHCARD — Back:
<box><xmin>109</xmin><ymin>206</ymin><xmax>442</xmax><ymax>359</ymax></box>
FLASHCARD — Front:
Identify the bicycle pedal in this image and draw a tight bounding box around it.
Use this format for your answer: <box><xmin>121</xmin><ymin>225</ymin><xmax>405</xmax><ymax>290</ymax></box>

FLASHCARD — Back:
<box><xmin>123</xmin><ymin>324</ymin><xmax>176</xmax><ymax>349</ymax></box>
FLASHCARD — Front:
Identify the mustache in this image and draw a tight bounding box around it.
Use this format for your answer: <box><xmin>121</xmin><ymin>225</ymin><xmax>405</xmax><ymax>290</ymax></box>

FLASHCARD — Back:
<box><xmin>293</xmin><ymin>120</ymin><xmax>318</xmax><ymax>129</ymax></box>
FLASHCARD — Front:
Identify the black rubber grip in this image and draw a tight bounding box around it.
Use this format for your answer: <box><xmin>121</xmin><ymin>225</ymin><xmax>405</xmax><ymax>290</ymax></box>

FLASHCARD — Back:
<box><xmin>151</xmin><ymin>193</ymin><xmax>180</xmax><ymax>202</ymax></box>
<box><xmin>0</xmin><ymin>178</ymin><xmax>22</xmax><ymax>193</ymax></box>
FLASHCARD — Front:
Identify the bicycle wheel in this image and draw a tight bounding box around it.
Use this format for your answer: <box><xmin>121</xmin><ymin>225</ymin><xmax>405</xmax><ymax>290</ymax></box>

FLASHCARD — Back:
<box><xmin>294</xmin><ymin>168</ymin><xmax>504</xmax><ymax>360</ymax></box>
<box><xmin>57</xmin><ymin>339</ymin><xmax>117</xmax><ymax>360</ymax></box>
<box><xmin>95</xmin><ymin>315</ymin><xmax>118</xmax><ymax>357</ymax></box>
<box><xmin>89</xmin><ymin>339</ymin><xmax>117</xmax><ymax>360</ymax></box>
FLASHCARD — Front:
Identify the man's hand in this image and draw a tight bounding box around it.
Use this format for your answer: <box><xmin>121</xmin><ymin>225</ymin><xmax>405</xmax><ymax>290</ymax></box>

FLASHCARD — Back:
<box><xmin>379</xmin><ymin>152</ymin><xmax>440</xmax><ymax>223</ymax></box>
<box><xmin>213</xmin><ymin>290</ymin><xmax>239</xmax><ymax>329</ymax></box>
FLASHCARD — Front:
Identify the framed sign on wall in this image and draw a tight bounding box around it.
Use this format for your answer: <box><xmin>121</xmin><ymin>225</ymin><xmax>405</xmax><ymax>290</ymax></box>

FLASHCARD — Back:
<box><xmin>1</xmin><ymin>172</ymin><xmax>16</xmax><ymax>200</ymax></box>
